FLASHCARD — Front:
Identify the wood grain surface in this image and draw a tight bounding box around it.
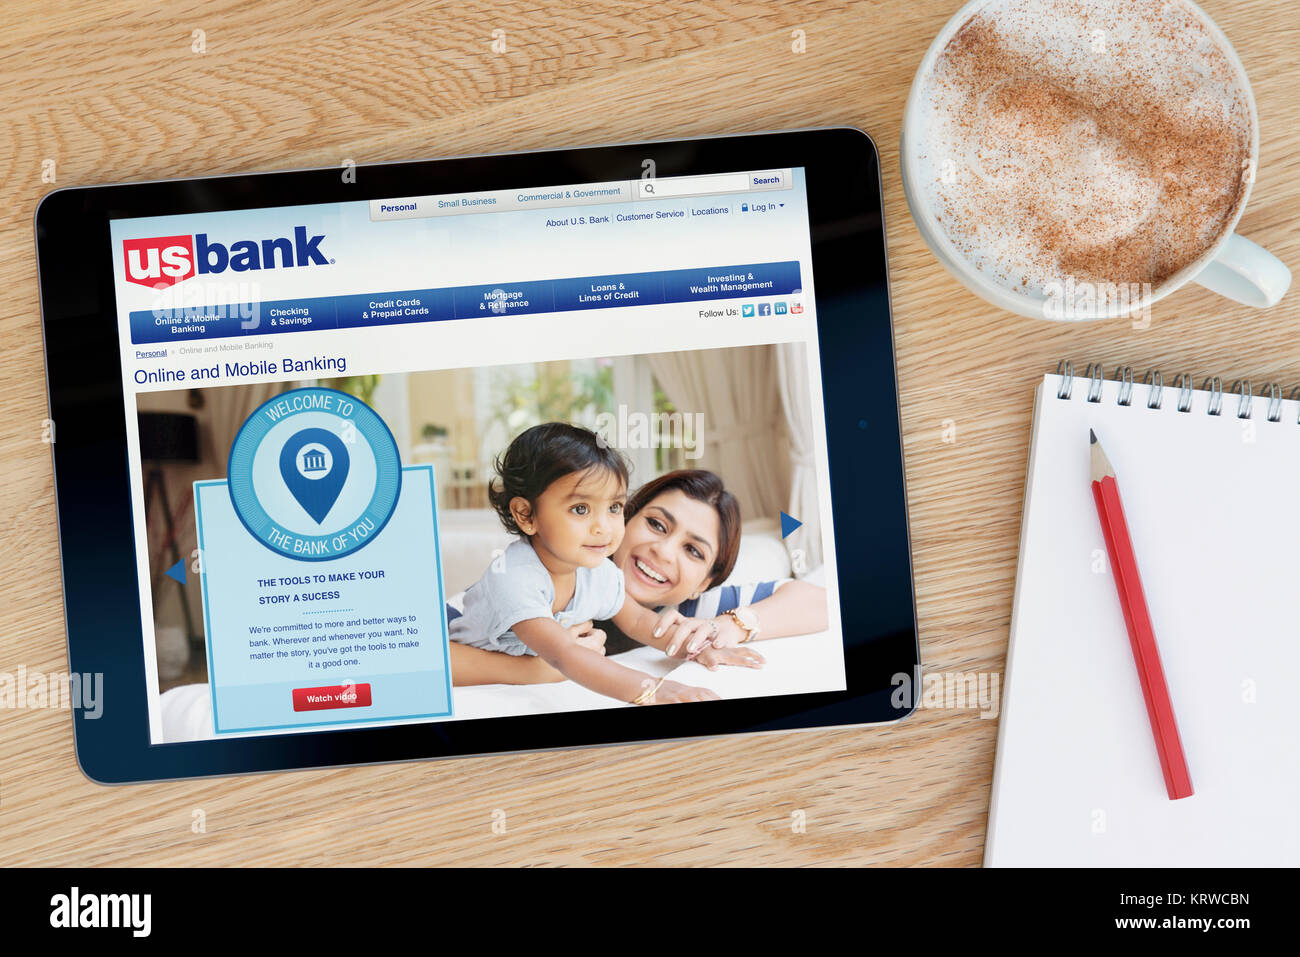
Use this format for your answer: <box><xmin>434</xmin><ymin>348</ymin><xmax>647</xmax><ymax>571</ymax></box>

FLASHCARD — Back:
<box><xmin>1</xmin><ymin>0</ymin><xmax>1296</xmax><ymax>867</ymax></box>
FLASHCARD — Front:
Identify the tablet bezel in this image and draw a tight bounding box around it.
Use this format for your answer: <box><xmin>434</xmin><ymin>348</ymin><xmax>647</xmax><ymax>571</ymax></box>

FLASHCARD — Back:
<box><xmin>35</xmin><ymin>127</ymin><xmax>919</xmax><ymax>783</ymax></box>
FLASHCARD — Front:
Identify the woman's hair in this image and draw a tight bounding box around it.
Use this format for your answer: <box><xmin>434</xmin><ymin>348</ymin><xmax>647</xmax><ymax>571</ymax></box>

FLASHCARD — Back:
<box><xmin>624</xmin><ymin>469</ymin><xmax>741</xmax><ymax>588</ymax></box>
<box><xmin>488</xmin><ymin>422</ymin><xmax>630</xmax><ymax>537</ymax></box>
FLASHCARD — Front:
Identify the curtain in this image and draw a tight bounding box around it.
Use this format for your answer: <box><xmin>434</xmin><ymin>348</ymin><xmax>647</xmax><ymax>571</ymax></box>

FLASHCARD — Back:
<box><xmin>205</xmin><ymin>381</ymin><xmax>282</xmax><ymax>468</ymax></box>
<box><xmin>776</xmin><ymin>341</ymin><xmax>822</xmax><ymax>572</ymax></box>
<box><xmin>646</xmin><ymin>345</ymin><xmax>789</xmax><ymax>521</ymax></box>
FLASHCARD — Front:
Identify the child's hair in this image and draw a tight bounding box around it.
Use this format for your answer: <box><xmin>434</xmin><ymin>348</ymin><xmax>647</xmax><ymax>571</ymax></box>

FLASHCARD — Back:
<box><xmin>488</xmin><ymin>423</ymin><xmax>630</xmax><ymax>537</ymax></box>
<box><xmin>624</xmin><ymin>469</ymin><xmax>741</xmax><ymax>587</ymax></box>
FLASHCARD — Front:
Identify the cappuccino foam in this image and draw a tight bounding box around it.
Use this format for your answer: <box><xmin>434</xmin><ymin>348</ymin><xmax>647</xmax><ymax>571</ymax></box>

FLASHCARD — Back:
<box><xmin>916</xmin><ymin>0</ymin><xmax>1253</xmax><ymax>299</ymax></box>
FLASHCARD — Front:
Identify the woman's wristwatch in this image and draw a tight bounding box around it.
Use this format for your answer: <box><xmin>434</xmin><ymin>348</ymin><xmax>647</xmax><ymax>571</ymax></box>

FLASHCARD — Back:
<box><xmin>724</xmin><ymin>606</ymin><xmax>760</xmax><ymax>643</ymax></box>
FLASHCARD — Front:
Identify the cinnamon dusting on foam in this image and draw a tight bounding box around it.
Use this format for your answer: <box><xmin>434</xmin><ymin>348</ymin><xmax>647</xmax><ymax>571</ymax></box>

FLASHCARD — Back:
<box><xmin>918</xmin><ymin>0</ymin><xmax>1252</xmax><ymax>296</ymax></box>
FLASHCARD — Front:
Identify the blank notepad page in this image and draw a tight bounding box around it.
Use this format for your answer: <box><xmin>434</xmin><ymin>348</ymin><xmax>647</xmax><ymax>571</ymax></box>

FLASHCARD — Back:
<box><xmin>985</xmin><ymin>372</ymin><xmax>1300</xmax><ymax>866</ymax></box>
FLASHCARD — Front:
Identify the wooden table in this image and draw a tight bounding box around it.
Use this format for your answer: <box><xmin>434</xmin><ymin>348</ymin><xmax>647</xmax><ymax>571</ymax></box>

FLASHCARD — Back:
<box><xmin>1</xmin><ymin>0</ymin><xmax>1295</xmax><ymax>867</ymax></box>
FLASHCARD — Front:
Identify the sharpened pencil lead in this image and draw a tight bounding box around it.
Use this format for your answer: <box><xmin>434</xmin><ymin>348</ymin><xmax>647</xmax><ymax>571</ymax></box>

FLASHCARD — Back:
<box><xmin>1090</xmin><ymin>431</ymin><xmax>1116</xmax><ymax>482</ymax></box>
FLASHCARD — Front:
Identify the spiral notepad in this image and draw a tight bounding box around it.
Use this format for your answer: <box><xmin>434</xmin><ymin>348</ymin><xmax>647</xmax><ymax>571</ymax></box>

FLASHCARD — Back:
<box><xmin>985</xmin><ymin>362</ymin><xmax>1300</xmax><ymax>866</ymax></box>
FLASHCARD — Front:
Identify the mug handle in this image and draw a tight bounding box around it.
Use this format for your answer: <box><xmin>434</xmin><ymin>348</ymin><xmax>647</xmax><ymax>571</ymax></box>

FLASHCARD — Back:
<box><xmin>1193</xmin><ymin>232</ymin><xmax>1291</xmax><ymax>308</ymax></box>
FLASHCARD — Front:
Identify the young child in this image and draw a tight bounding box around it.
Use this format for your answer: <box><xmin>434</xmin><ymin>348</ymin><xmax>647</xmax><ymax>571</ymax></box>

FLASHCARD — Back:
<box><xmin>450</xmin><ymin>423</ymin><xmax>727</xmax><ymax>705</ymax></box>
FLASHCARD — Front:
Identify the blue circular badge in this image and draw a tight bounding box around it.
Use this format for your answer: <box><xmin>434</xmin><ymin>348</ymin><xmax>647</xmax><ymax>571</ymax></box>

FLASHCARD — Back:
<box><xmin>227</xmin><ymin>387</ymin><xmax>401</xmax><ymax>561</ymax></box>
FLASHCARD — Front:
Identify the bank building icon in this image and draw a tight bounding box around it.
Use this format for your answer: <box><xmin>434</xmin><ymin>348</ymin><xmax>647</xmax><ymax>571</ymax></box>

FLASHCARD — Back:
<box><xmin>300</xmin><ymin>447</ymin><xmax>329</xmax><ymax>474</ymax></box>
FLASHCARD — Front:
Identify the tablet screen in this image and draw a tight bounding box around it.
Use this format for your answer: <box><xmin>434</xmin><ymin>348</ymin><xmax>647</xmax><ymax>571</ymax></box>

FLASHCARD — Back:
<box><xmin>107</xmin><ymin>167</ymin><xmax>845</xmax><ymax>742</ymax></box>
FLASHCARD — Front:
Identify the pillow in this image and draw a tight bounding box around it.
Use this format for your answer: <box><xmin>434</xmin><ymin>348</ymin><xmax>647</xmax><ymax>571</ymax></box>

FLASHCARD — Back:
<box><xmin>721</xmin><ymin>518</ymin><xmax>792</xmax><ymax>586</ymax></box>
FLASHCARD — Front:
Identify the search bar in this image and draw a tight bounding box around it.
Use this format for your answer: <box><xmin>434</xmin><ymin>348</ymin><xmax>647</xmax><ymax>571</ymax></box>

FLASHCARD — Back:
<box><xmin>636</xmin><ymin>173</ymin><xmax>752</xmax><ymax>200</ymax></box>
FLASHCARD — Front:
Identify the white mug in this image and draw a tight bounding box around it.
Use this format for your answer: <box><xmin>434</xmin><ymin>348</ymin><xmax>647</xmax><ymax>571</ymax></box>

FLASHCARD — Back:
<box><xmin>900</xmin><ymin>0</ymin><xmax>1291</xmax><ymax>321</ymax></box>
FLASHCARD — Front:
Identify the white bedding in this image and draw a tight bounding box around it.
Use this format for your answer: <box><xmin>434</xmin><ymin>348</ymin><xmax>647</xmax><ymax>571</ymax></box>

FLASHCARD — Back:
<box><xmin>158</xmin><ymin>630</ymin><xmax>841</xmax><ymax>742</ymax></box>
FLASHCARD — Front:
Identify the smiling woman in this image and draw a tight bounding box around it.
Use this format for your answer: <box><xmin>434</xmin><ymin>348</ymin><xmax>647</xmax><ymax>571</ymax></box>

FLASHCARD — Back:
<box><xmin>607</xmin><ymin>469</ymin><xmax>828</xmax><ymax>656</ymax></box>
<box><xmin>616</xmin><ymin>470</ymin><xmax>741</xmax><ymax>609</ymax></box>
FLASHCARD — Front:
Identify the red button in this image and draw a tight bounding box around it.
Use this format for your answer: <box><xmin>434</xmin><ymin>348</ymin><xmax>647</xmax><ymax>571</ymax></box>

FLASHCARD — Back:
<box><xmin>292</xmin><ymin>682</ymin><xmax>372</xmax><ymax>712</ymax></box>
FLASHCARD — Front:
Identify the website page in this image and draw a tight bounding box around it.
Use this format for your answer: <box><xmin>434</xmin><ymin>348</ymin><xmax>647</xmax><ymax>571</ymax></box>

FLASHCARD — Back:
<box><xmin>109</xmin><ymin>167</ymin><xmax>845</xmax><ymax>743</ymax></box>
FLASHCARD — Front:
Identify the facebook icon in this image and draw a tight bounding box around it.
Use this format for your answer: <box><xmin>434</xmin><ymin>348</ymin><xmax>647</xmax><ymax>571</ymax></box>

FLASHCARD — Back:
<box><xmin>758</xmin><ymin>303</ymin><xmax>771</xmax><ymax>316</ymax></box>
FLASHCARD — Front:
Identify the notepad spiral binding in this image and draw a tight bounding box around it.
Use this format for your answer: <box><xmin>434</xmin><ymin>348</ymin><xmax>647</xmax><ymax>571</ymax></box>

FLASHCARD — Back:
<box><xmin>1053</xmin><ymin>359</ymin><xmax>1300</xmax><ymax>423</ymax></box>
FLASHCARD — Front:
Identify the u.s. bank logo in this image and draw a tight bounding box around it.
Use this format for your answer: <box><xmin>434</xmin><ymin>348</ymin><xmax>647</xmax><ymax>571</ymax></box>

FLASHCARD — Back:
<box><xmin>122</xmin><ymin>227</ymin><xmax>331</xmax><ymax>289</ymax></box>
<box><xmin>227</xmin><ymin>388</ymin><xmax>400</xmax><ymax>560</ymax></box>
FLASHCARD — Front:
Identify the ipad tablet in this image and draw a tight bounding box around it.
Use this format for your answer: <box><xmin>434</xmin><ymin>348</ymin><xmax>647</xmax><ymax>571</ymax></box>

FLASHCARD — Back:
<box><xmin>35</xmin><ymin>127</ymin><xmax>918</xmax><ymax>783</ymax></box>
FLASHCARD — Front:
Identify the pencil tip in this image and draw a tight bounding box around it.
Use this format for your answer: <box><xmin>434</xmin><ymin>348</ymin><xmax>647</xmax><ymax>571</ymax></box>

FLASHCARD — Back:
<box><xmin>1089</xmin><ymin>430</ymin><xmax>1115</xmax><ymax>481</ymax></box>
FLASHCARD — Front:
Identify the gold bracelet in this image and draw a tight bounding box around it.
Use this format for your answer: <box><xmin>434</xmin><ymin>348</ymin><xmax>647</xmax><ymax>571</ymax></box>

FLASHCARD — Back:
<box><xmin>631</xmin><ymin>675</ymin><xmax>667</xmax><ymax>705</ymax></box>
<box><xmin>725</xmin><ymin>608</ymin><xmax>759</xmax><ymax>643</ymax></box>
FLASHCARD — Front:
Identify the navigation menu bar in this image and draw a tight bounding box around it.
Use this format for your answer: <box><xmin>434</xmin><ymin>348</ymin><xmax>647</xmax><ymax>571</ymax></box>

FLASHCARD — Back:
<box><xmin>129</xmin><ymin>260</ymin><xmax>803</xmax><ymax>344</ymax></box>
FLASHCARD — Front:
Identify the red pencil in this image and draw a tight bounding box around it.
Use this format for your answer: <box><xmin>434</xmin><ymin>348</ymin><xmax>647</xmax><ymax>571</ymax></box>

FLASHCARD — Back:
<box><xmin>1090</xmin><ymin>429</ymin><xmax>1194</xmax><ymax>801</ymax></box>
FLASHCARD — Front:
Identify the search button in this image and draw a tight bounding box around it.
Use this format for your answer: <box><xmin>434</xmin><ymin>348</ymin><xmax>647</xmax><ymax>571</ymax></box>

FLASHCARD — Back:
<box><xmin>748</xmin><ymin>170</ymin><xmax>788</xmax><ymax>190</ymax></box>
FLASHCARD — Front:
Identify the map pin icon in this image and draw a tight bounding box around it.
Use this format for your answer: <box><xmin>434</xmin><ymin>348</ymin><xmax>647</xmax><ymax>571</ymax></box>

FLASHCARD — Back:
<box><xmin>279</xmin><ymin>427</ymin><xmax>350</xmax><ymax>525</ymax></box>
